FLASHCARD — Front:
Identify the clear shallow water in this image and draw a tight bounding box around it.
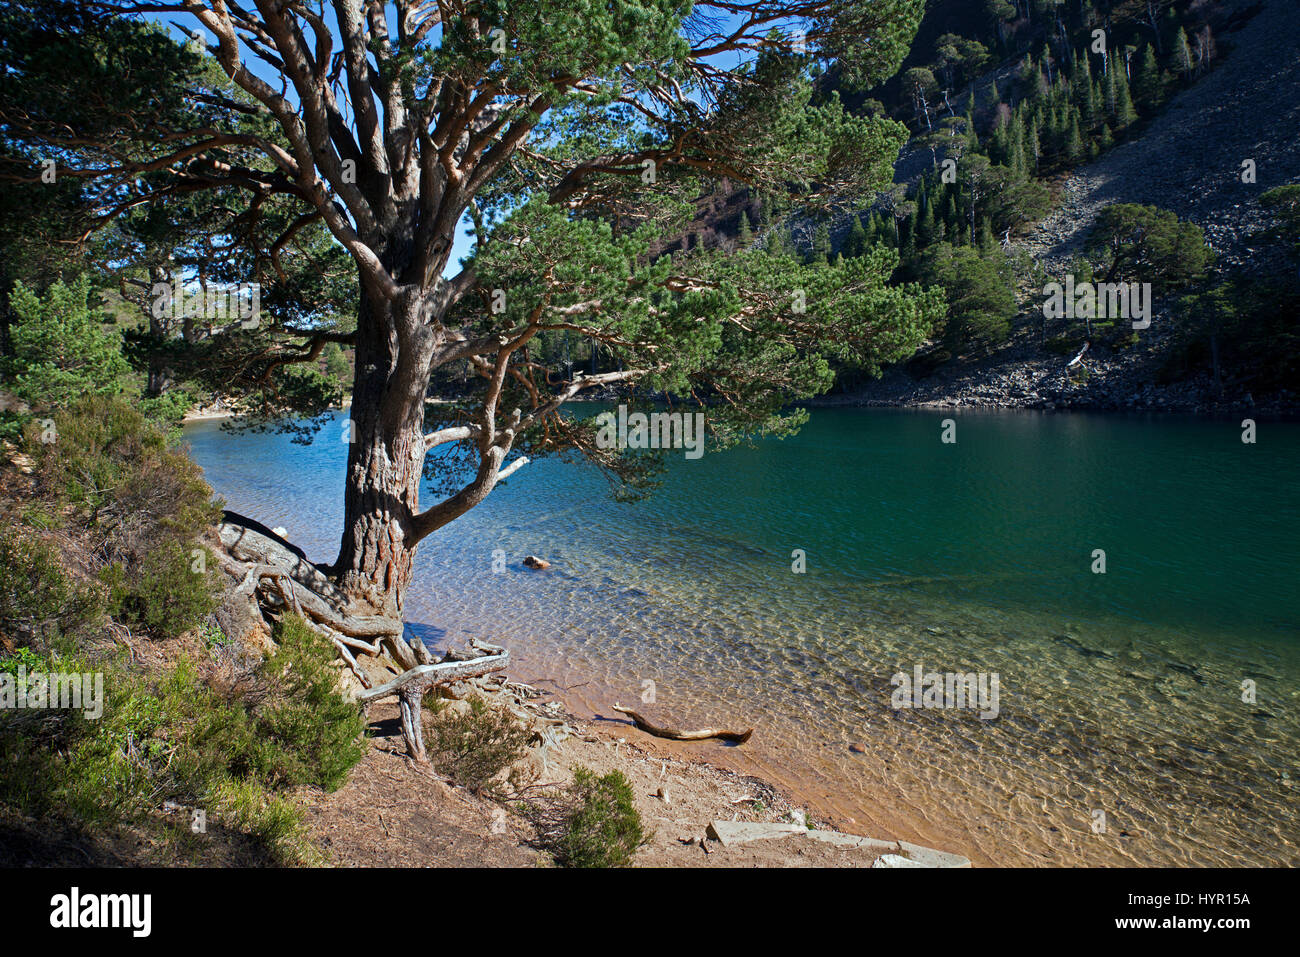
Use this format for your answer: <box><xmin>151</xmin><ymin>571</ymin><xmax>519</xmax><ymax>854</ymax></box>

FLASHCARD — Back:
<box><xmin>186</xmin><ymin>408</ymin><xmax>1300</xmax><ymax>866</ymax></box>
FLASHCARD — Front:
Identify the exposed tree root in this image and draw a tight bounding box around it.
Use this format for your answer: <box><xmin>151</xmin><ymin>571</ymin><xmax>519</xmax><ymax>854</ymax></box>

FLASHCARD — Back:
<box><xmin>213</xmin><ymin>514</ymin><xmax>514</xmax><ymax>759</ymax></box>
<box><xmin>611</xmin><ymin>705</ymin><xmax>754</xmax><ymax>744</ymax></box>
<box><xmin>358</xmin><ymin>650</ymin><xmax>510</xmax><ymax>762</ymax></box>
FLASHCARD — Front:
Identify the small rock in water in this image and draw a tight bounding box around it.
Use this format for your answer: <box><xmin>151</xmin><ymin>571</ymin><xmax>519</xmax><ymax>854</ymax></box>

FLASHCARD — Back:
<box><xmin>522</xmin><ymin>555</ymin><xmax>550</xmax><ymax>570</ymax></box>
<box><xmin>849</xmin><ymin>742</ymin><xmax>868</xmax><ymax>754</ymax></box>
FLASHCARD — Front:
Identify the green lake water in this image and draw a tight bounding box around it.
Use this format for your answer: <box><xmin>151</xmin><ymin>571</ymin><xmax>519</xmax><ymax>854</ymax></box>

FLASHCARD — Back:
<box><xmin>186</xmin><ymin>408</ymin><xmax>1300</xmax><ymax>865</ymax></box>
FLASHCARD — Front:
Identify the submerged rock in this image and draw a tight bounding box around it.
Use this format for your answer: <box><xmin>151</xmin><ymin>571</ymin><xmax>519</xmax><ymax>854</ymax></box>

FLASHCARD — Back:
<box><xmin>522</xmin><ymin>555</ymin><xmax>550</xmax><ymax>570</ymax></box>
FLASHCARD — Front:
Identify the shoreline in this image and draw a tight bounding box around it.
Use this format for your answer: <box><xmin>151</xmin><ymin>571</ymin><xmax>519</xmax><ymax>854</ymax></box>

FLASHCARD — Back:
<box><xmin>498</xmin><ymin>655</ymin><xmax>996</xmax><ymax>867</ymax></box>
<box><xmin>182</xmin><ymin>400</ymin><xmax>352</xmax><ymax>424</ymax></box>
<box><xmin>305</xmin><ymin>670</ymin><xmax>973</xmax><ymax>868</ymax></box>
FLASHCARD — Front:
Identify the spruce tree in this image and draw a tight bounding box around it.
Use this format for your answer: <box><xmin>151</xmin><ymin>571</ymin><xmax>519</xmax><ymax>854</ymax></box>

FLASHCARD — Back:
<box><xmin>1172</xmin><ymin>26</ymin><xmax>1194</xmax><ymax>83</ymax></box>
<box><xmin>1133</xmin><ymin>44</ymin><xmax>1162</xmax><ymax>112</ymax></box>
<box><xmin>1113</xmin><ymin>66</ymin><xmax>1138</xmax><ymax>129</ymax></box>
<box><xmin>844</xmin><ymin>215</ymin><xmax>868</xmax><ymax>258</ymax></box>
<box><xmin>1065</xmin><ymin>108</ymin><xmax>1085</xmax><ymax>164</ymax></box>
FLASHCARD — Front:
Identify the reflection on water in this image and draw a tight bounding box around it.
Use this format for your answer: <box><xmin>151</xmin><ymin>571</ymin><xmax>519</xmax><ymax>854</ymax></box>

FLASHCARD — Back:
<box><xmin>186</xmin><ymin>408</ymin><xmax>1300</xmax><ymax>866</ymax></box>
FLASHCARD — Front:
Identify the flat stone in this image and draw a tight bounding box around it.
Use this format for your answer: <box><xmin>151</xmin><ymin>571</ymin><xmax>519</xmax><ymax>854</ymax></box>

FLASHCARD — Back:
<box><xmin>897</xmin><ymin>840</ymin><xmax>972</xmax><ymax>868</ymax></box>
<box><xmin>805</xmin><ymin>830</ymin><xmax>899</xmax><ymax>853</ymax></box>
<box><xmin>873</xmin><ymin>853</ymin><xmax>928</xmax><ymax>868</ymax></box>
<box><xmin>705</xmin><ymin>820</ymin><xmax>807</xmax><ymax>846</ymax></box>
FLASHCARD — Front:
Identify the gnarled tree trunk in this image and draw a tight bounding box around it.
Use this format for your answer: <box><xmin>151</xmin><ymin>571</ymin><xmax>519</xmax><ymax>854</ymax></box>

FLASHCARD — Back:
<box><xmin>332</xmin><ymin>281</ymin><xmax>440</xmax><ymax>668</ymax></box>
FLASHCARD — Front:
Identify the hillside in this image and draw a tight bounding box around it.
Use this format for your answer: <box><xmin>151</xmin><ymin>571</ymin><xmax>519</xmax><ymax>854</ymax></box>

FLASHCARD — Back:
<box><xmin>834</xmin><ymin>0</ymin><xmax>1300</xmax><ymax>414</ymax></box>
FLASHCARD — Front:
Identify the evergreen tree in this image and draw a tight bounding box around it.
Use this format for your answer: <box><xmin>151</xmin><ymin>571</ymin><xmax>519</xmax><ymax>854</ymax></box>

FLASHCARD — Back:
<box><xmin>1064</xmin><ymin>108</ymin><xmax>1085</xmax><ymax>164</ymax></box>
<box><xmin>1133</xmin><ymin>44</ymin><xmax>1162</xmax><ymax>113</ymax></box>
<box><xmin>918</xmin><ymin>194</ymin><xmax>937</xmax><ymax>248</ymax></box>
<box><xmin>1172</xmin><ymin>26</ymin><xmax>1194</xmax><ymax>83</ymax></box>
<box><xmin>901</xmin><ymin>207</ymin><xmax>918</xmax><ymax>261</ymax></box>
<box><xmin>1112</xmin><ymin>66</ymin><xmax>1138</xmax><ymax>129</ymax></box>
<box><xmin>737</xmin><ymin>212</ymin><xmax>754</xmax><ymax>248</ymax></box>
<box><xmin>1009</xmin><ymin>113</ymin><xmax>1028</xmax><ymax>180</ymax></box>
<box><xmin>1084</xmin><ymin>79</ymin><xmax>1101</xmax><ymax>130</ymax></box>
<box><xmin>843</xmin><ymin>215</ymin><xmax>868</xmax><ymax>258</ymax></box>
<box><xmin>1103</xmin><ymin>59</ymin><xmax>1117</xmax><ymax>119</ymax></box>
<box><xmin>811</xmin><ymin>223</ymin><xmax>832</xmax><ymax>264</ymax></box>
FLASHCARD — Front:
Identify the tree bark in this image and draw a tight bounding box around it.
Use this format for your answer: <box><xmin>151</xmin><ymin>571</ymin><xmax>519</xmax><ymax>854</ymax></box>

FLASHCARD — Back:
<box><xmin>333</xmin><ymin>280</ymin><xmax>439</xmax><ymax>662</ymax></box>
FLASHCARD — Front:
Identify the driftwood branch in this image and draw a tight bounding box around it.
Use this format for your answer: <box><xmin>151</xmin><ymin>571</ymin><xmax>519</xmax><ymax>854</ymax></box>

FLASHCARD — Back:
<box><xmin>611</xmin><ymin>704</ymin><xmax>754</xmax><ymax>744</ymax></box>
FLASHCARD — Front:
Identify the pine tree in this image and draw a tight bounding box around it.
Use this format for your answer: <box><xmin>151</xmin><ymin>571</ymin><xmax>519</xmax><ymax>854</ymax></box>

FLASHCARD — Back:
<box><xmin>1112</xmin><ymin>65</ymin><xmax>1137</xmax><ymax>129</ymax></box>
<box><xmin>1009</xmin><ymin>112</ymin><xmax>1028</xmax><ymax>180</ymax></box>
<box><xmin>844</xmin><ymin>215</ymin><xmax>867</xmax><ymax>258</ymax></box>
<box><xmin>1172</xmin><ymin>26</ymin><xmax>1193</xmax><ymax>83</ymax></box>
<box><xmin>737</xmin><ymin>212</ymin><xmax>753</xmax><ymax>248</ymax></box>
<box><xmin>1133</xmin><ymin>44</ymin><xmax>1161</xmax><ymax>112</ymax></box>
<box><xmin>1103</xmin><ymin>59</ymin><xmax>1117</xmax><ymax>119</ymax></box>
<box><xmin>901</xmin><ymin>207</ymin><xmax>918</xmax><ymax>261</ymax></box>
<box><xmin>989</xmin><ymin>117</ymin><xmax>1008</xmax><ymax>165</ymax></box>
<box><xmin>1065</xmin><ymin>108</ymin><xmax>1085</xmax><ymax>164</ymax></box>
<box><xmin>1084</xmin><ymin>78</ymin><xmax>1101</xmax><ymax>130</ymax></box>
<box><xmin>811</xmin><ymin>223</ymin><xmax>831</xmax><ymax>264</ymax></box>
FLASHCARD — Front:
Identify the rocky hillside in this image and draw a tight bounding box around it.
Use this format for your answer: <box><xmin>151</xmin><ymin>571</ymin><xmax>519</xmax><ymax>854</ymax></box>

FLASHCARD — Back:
<box><xmin>844</xmin><ymin>0</ymin><xmax>1300</xmax><ymax>414</ymax></box>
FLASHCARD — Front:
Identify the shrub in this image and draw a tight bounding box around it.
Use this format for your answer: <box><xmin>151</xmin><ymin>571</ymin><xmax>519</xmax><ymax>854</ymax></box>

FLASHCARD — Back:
<box><xmin>0</xmin><ymin>529</ymin><xmax>70</xmax><ymax>641</ymax></box>
<box><xmin>0</xmin><ymin>615</ymin><xmax>365</xmax><ymax>864</ymax></box>
<box><xmin>257</xmin><ymin>616</ymin><xmax>366</xmax><ymax>792</ymax></box>
<box><xmin>0</xmin><ymin>527</ymin><xmax>103</xmax><ymax>645</ymax></box>
<box><xmin>34</xmin><ymin>395</ymin><xmax>219</xmax><ymax>545</ymax></box>
<box><xmin>425</xmin><ymin>695</ymin><xmax>534</xmax><ymax>796</ymax></box>
<box><xmin>31</xmin><ymin>394</ymin><xmax>221</xmax><ymax>639</ymax></box>
<box><xmin>555</xmin><ymin>767</ymin><xmax>646</xmax><ymax>868</ymax></box>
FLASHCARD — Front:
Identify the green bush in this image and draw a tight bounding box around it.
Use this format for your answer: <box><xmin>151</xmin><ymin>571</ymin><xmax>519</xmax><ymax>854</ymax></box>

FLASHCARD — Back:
<box><xmin>0</xmin><ymin>527</ymin><xmax>103</xmax><ymax>644</ymax></box>
<box><xmin>425</xmin><ymin>694</ymin><xmax>534</xmax><ymax>796</ymax></box>
<box><xmin>0</xmin><ymin>528</ymin><xmax>70</xmax><ymax>640</ymax></box>
<box><xmin>258</xmin><ymin>616</ymin><xmax>367</xmax><ymax>792</ymax></box>
<box><xmin>34</xmin><ymin>395</ymin><xmax>218</xmax><ymax>541</ymax></box>
<box><xmin>30</xmin><ymin>394</ymin><xmax>221</xmax><ymax>639</ymax></box>
<box><xmin>103</xmin><ymin>543</ymin><xmax>219</xmax><ymax>640</ymax></box>
<box><xmin>556</xmin><ymin>766</ymin><xmax>646</xmax><ymax>868</ymax></box>
<box><xmin>0</xmin><ymin>615</ymin><xmax>365</xmax><ymax>865</ymax></box>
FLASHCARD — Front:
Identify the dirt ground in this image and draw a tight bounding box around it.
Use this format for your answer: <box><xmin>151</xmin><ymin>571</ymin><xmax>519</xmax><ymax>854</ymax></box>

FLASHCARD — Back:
<box><xmin>302</xmin><ymin>694</ymin><xmax>899</xmax><ymax>868</ymax></box>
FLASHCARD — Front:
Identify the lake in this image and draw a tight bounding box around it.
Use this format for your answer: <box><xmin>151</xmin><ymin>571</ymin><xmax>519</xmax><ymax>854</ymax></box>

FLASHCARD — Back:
<box><xmin>185</xmin><ymin>407</ymin><xmax>1300</xmax><ymax>866</ymax></box>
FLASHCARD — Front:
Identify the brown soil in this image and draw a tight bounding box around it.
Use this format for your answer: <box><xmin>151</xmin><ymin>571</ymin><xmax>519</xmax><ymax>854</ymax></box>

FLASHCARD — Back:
<box><xmin>302</xmin><ymin>693</ymin><xmax>893</xmax><ymax>868</ymax></box>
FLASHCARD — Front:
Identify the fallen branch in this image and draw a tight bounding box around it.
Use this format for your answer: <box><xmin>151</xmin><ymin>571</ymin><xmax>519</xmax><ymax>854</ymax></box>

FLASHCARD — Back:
<box><xmin>611</xmin><ymin>704</ymin><xmax>753</xmax><ymax>744</ymax></box>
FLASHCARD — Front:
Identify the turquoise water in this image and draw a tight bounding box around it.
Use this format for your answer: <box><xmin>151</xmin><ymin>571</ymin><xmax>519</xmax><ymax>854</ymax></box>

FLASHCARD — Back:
<box><xmin>185</xmin><ymin>408</ymin><xmax>1300</xmax><ymax>866</ymax></box>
